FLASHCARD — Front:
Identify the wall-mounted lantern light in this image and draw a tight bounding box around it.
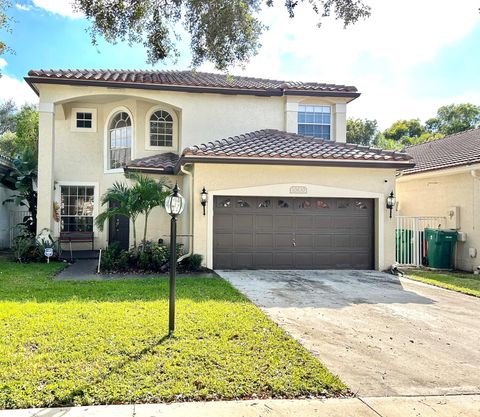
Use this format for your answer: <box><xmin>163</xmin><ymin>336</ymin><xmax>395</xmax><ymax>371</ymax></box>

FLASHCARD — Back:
<box><xmin>200</xmin><ymin>187</ymin><xmax>208</xmax><ymax>216</ymax></box>
<box><xmin>386</xmin><ymin>191</ymin><xmax>396</xmax><ymax>219</ymax></box>
<box><xmin>165</xmin><ymin>183</ymin><xmax>185</xmax><ymax>335</ymax></box>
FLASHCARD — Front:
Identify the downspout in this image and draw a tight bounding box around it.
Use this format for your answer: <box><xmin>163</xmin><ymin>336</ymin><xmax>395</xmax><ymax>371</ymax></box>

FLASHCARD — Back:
<box><xmin>469</xmin><ymin>170</ymin><xmax>480</xmax><ymax>271</ymax></box>
<box><xmin>177</xmin><ymin>164</ymin><xmax>193</xmax><ymax>263</ymax></box>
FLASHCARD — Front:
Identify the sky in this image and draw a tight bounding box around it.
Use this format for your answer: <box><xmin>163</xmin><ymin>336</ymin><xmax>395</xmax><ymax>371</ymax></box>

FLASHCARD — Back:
<box><xmin>0</xmin><ymin>0</ymin><xmax>479</xmax><ymax>129</ymax></box>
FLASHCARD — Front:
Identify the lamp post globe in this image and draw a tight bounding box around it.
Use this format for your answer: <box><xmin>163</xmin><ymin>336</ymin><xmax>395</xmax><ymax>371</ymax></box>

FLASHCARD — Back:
<box><xmin>165</xmin><ymin>183</ymin><xmax>185</xmax><ymax>217</ymax></box>
<box><xmin>165</xmin><ymin>183</ymin><xmax>185</xmax><ymax>335</ymax></box>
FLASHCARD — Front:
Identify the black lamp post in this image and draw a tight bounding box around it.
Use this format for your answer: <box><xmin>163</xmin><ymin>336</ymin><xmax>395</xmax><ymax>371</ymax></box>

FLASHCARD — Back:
<box><xmin>386</xmin><ymin>191</ymin><xmax>396</xmax><ymax>219</ymax></box>
<box><xmin>165</xmin><ymin>183</ymin><xmax>185</xmax><ymax>334</ymax></box>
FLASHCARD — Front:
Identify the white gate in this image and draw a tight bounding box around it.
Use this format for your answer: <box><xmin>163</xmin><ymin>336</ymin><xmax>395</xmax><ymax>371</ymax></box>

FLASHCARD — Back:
<box><xmin>396</xmin><ymin>216</ymin><xmax>446</xmax><ymax>266</ymax></box>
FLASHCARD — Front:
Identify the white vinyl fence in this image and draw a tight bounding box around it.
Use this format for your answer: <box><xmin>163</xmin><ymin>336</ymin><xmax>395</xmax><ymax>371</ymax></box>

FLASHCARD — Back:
<box><xmin>396</xmin><ymin>216</ymin><xmax>446</xmax><ymax>266</ymax></box>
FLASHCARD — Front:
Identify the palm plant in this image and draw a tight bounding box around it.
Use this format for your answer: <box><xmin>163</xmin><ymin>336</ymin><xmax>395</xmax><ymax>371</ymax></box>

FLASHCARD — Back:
<box><xmin>95</xmin><ymin>181</ymin><xmax>143</xmax><ymax>249</ymax></box>
<box><xmin>127</xmin><ymin>173</ymin><xmax>170</xmax><ymax>248</ymax></box>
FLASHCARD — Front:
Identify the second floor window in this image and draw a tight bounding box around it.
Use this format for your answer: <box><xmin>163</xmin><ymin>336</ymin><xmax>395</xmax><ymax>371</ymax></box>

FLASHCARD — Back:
<box><xmin>298</xmin><ymin>105</ymin><xmax>331</xmax><ymax>140</ymax></box>
<box><xmin>109</xmin><ymin>111</ymin><xmax>132</xmax><ymax>169</ymax></box>
<box><xmin>150</xmin><ymin>110</ymin><xmax>173</xmax><ymax>147</ymax></box>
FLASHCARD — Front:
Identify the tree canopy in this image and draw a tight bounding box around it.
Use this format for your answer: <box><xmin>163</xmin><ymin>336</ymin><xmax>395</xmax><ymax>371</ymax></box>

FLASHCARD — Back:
<box><xmin>346</xmin><ymin>118</ymin><xmax>378</xmax><ymax>146</ymax></box>
<box><xmin>426</xmin><ymin>104</ymin><xmax>480</xmax><ymax>136</ymax></box>
<box><xmin>0</xmin><ymin>103</ymin><xmax>39</xmax><ymax>157</ymax></box>
<box><xmin>73</xmin><ymin>0</ymin><xmax>371</xmax><ymax>70</ymax></box>
<box><xmin>346</xmin><ymin>102</ymin><xmax>478</xmax><ymax>150</ymax></box>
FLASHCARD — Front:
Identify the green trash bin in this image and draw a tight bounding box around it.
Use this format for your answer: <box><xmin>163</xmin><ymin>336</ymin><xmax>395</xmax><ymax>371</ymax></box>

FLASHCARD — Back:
<box><xmin>424</xmin><ymin>228</ymin><xmax>458</xmax><ymax>269</ymax></box>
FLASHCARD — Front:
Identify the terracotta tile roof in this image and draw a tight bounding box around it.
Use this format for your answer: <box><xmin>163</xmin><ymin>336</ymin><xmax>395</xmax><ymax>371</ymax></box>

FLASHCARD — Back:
<box><xmin>181</xmin><ymin>129</ymin><xmax>413</xmax><ymax>167</ymax></box>
<box><xmin>402</xmin><ymin>128</ymin><xmax>480</xmax><ymax>175</ymax></box>
<box><xmin>126</xmin><ymin>130</ymin><xmax>413</xmax><ymax>173</ymax></box>
<box><xmin>126</xmin><ymin>152</ymin><xmax>179</xmax><ymax>174</ymax></box>
<box><xmin>26</xmin><ymin>69</ymin><xmax>359</xmax><ymax>97</ymax></box>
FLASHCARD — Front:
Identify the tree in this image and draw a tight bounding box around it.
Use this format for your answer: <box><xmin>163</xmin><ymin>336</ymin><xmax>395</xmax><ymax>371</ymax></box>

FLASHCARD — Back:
<box><xmin>346</xmin><ymin>118</ymin><xmax>379</xmax><ymax>146</ymax></box>
<box><xmin>0</xmin><ymin>103</ymin><xmax>39</xmax><ymax>157</ymax></box>
<box><xmin>0</xmin><ymin>99</ymin><xmax>16</xmax><ymax>134</ymax></box>
<box><xmin>0</xmin><ymin>0</ymin><xmax>13</xmax><ymax>74</ymax></box>
<box><xmin>74</xmin><ymin>0</ymin><xmax>371</xmax><ymax>70</ymax></box>
<box><xmin>383</xmin><ymin>119</ymin><xmax>426</xmax><ymax>143</ymax></box>
<box><xmin>128</xmin><ymin>173</ymin><xmax>170</xmax><ymax>247</ymax></box>
<box><xmin>2</xmin><ymin>149</ymin><xmax>38</xmax><ymax>235</ymax></box>
<box><xmin>95</xmin><ymin>181</ymin><xmax>143</xmax><ymax>250</ymax></box>
<box><xmin>426</xmin><ymin>103</ymin><xmax>480</xmax><ymax>135</ymax></box>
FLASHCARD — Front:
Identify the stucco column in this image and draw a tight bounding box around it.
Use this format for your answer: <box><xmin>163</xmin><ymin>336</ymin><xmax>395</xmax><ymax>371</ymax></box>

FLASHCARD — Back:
<box><xmin>285</xmin><ymin>101</ymin><xmax>298</xmax><ymax>134</ymax></box>
<box><xmin>333</xmin><ymin>103</ymin><xmax>347</xmax><ymax>143</ymax></box>
<box><xmin>37</xmin><ymin>103</ymin><xmax>55</xmax><ymax>235</ymax></box>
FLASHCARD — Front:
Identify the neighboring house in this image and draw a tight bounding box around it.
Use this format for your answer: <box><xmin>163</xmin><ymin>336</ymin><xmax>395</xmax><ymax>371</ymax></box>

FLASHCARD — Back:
<box><xmin>0</xmin><ymin>154</ymin><xmax>15</xmax><ymax>249</ymax></box>
<box><xmin>25</xmin><ymin>69</ymin><xmax>413</xmax><ymax>270</ymax></box>
<box><xmin>397</xmin><ymin>128</ymin><xmax>480</xmax><ymax>271</ymax></box>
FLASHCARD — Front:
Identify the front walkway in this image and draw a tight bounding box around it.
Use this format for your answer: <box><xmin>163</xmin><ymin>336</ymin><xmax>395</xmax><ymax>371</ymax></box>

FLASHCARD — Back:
<box><xmin>2</xmin><ymin>396</ymin><xmax>479</xmax><ymax>417</ymax></box>
<box><xmin>218</xmin><ymin>270</ymin><xmax>480</xmax><ymax>397</ymax></box>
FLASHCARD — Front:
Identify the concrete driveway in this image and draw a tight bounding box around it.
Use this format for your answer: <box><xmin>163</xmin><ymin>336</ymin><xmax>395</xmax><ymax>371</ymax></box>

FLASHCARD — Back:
<box><xmin>217</xmin><ymin>270</ymin><xmax>480</xmax><ymax>397</ymax></box>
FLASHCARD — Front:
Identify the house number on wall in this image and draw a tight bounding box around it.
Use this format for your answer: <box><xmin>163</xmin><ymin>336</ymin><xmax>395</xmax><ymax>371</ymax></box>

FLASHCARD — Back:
<box><xmin>289</xmin><ymin>186</ymin><xmax>308</xmax><ymax>194</ymax></box>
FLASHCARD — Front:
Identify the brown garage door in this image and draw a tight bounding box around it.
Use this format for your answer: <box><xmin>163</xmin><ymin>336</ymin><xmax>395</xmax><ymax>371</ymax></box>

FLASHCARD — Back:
<box><xmin>213</xmin><ymin>196</ymin><xmax>374</xmax><ymax>269</ymax></box>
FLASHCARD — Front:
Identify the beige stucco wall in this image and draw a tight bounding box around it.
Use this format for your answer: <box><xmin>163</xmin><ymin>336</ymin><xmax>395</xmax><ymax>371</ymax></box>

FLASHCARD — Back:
<box><xmin>397</xmin><ymin>167</ymin><xmax>480</xmax><ymax>271</ymax></box>
<box><xmin>190</xmin><ymin>163</ymin><xmax>397</xmax><ymax>271</ymax></box>
<box><xmin>35</xmin><ymin>82</ymin><xmax>353</xmax><ymax>252</ymax></box>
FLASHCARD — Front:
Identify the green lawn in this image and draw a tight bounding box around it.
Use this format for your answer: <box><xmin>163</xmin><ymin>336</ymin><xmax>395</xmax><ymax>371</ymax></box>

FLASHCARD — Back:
<box><xmin>406</xmin><ymin>269</ymin><xmax>480</xmax><ymax>297</ymax></box>
<box><xmin>0</xmin><ymin>260</ymin><xmax>346</xmax><ymax>409</ymax></box>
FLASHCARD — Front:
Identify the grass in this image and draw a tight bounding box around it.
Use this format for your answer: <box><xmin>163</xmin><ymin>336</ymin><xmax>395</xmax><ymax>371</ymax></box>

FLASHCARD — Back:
<box><xmin>406</xmin><ymin>269</ymin><xmax>480</xmax><ymax>297</ymax></box>
<box><xmin>0</xmin><ymin>260</ymin><xmax>346</xmax><ymax>409</ymax></box>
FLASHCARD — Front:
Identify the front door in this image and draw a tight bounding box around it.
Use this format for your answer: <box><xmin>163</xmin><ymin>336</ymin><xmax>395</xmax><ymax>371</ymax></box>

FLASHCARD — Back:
<box><xmin>108</xmin><ymin>201</ymin><xmax>130</xmax><ymax>250</ymax></box>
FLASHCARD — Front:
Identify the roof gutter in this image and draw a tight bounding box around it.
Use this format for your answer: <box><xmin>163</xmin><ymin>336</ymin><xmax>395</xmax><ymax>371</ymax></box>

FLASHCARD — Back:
<box><xmin>174</xmin><ymin>155</ymin><xmax>414</xmax><ymax>173</ymax></box>
<box><xmin>24</xmin><ymin>76</ymin><xmax>361</xmax><ymax>99</ymax></box>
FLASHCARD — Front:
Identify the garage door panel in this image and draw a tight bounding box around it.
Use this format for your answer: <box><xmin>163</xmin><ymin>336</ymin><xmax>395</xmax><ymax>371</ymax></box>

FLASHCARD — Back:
<box><xmin>253</xmin><ymin>252</ymin><xmax>273</xmax><ymax>267</ymax></box>
<box><xmin>234</xmin><ymin>233</ymin><xmax>253</xmax><ymax>249</ymax></box>
<box><xmin>295</xmin><ymin>215</ymin><xmax>315</xmax><ymax>229</ymax></box>
<box><xmin>273</xmin><ymin>252</ymin><xmax>294</xmax><ymax>268</ymax></box>
<box><xmin>255</xmin><ymin>215</ymin><xmax>274</xmax><ymax>230</ymax></box>
<box><xmin>213</xmin><ymin>196</ymin><xmax>373</xmax><ymax>270</ymax></box>
<box><xmin>234</xmin><ymin>215</ymin><xmax>254</xmax><ymax>231</ymax></box>
<box><xmin>214</xmin><ymin>233</ymin><xmax>233</xmax><ymax>251</ymax></box>
<box><xmin>314</xmin><ymin>216</ymin><xmax>334</xmax><ymax>228</ymax></box>
<box><xmin>213</xmin><ymin>214</ymin><xmax>234</xmax><ymax>230</ymax></box>
<box><xmin>315</xmin><ymin>234</ymin><xmax>334</xmax><ymax>248</ymax></box>
<box><xmin>295</xmin><ymin>234</ymin><xmax>315</xmax><ymax>248</ymax></box>
<box><xmin>275</xmin><ymin>233</ymin><xmax>294</xmax><ymax>248</ymax></box>
<box><xmin>235</xmin><ymin>253</ymin><xmax>254</xmax><ymax>268</ymax></box>
<box><xmin>275</xmin><ymin>215</ymin><xmax>295</xmax><ymax>229</ymax></box>
<box><xmin>255</xmin><ymin>233</ymin><xmax>273</xmax><ymax>248</ymax></box>
<box><xmin>294</xmin><ymin>252</ymin><xmax>314</xmax><ymax>268</ymax></box>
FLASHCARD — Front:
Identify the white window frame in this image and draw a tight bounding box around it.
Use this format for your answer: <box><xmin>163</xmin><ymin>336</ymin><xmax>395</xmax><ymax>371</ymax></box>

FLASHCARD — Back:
<box><xmin>104</xmin><ymin>106</ymin><xmax>135</xmax><ymax>174</ymax></box>
<box><xmin>54</xmin><ymin>181</ymin><xmax>100</xmax><ymax>237</ymax></box>
<box><xmin>71</xmin><ymin>107</ymin><xmax>97</xmax><ymax>132</ymax></box>
<box><xmin>145</xmin><ymin>105</ymin><xmax>178</xmax><ymax>151</ymax></box>
<box><xmin>297</xmin><ymin>104</ymin><xmax>332</xmax><ymax>140</ymax></box>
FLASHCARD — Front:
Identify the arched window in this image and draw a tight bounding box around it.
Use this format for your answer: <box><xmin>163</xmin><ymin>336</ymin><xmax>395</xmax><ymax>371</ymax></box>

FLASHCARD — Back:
<box><xmin>149</xmin><ymin>110</ymin><xmax>173</xmax><ymax>147</ymax></box>
<box><xmin>109</xmin><ymin>111</ymin><xmax>132</xmax><ymax>169</ymax></box>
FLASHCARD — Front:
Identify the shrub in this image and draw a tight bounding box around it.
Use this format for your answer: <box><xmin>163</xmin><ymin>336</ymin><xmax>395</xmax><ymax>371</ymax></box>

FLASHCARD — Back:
<box><xmin>183</xmin><ymin>253</ymin><xmax>203</xmax><ymax>272</ymax></box>
<box><xmin>11</xmin><ymin>235</ymin><xmax>37</xmax><ymax>263</ymax></box>
<box><xmin>10</xmin><ymin>226</ymin><xmax>59</xmax><ymax>263</ymax></box>
<box><xmin>100</xmin><ymin>242</ymin><xmax>124</xmax><ymax>272</ymax></box>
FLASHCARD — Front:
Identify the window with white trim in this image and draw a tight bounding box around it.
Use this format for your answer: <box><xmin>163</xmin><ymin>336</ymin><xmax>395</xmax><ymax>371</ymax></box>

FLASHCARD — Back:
<box><xmin>297</xmin><ymin>105</ymin><xmax>331</xmax><ymax>140</ymax></box>
<box><xmin>149</xmin><ymin>110</ymin><xmax>174</xmax><ymax>147</ymax></box>
<box><xmin>60</xmin><ymin>186</ymin><xmax>95</xmax><ymax>232</ymax></box>
<box><xmin>109</xmin><ymin>111</ymin><xmax>132</xmax><ymax>169</ymax></box>
<box><xmin>71</xmin><ymin>108</ymin><xmax>97</xmax><ymax>132</ymax></box>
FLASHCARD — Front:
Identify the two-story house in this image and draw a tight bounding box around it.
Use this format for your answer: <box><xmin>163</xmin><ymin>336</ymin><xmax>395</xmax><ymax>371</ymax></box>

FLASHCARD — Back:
<box><xmin>25</xmin><ymin>69</ymin><xmax>413</xmax><ymax>270</ymax></box>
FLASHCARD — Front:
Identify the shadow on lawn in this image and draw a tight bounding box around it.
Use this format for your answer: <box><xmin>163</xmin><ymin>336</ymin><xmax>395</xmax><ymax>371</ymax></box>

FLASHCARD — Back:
<box><xmin>37</xmin><ymin>334</ymin><xmax>172</xmax><ymax>410</ymax></box>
